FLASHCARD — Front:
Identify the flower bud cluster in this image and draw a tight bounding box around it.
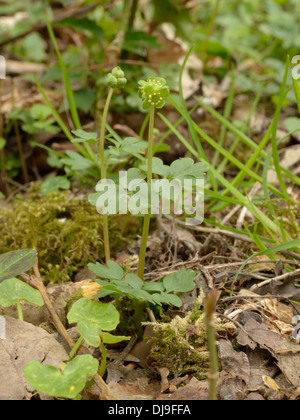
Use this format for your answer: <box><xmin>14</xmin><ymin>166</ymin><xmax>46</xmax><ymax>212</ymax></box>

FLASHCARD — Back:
<box><xmin>138</xmin><ymin>77</ymin><xmax>170</xmax><ymax>110</ymax></box>
<box><xmin>106</xmin><ymin>66</ymin><xmax>127</xmax><ymax>89</ymax></box>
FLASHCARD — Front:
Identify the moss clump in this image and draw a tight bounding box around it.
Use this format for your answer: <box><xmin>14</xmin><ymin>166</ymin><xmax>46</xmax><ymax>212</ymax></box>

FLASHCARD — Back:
<box><xmin>146</xmin><ymin>292</ymin><xmax>236</xmax><ymax>378</ymax></box>
<box><xmin>0</xmin><ymin>183</ymin><xmax>126</xmax><ymax>283</ymax></box>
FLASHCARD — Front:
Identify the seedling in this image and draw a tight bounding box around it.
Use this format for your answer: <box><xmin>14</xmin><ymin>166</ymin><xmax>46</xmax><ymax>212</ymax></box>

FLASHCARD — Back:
<box><xmin>0</xmin><ymin>277</ymin><xmax>44</xmax><ymax>321</ymax></box>
<box><xmin>88</xmin><ymin>260</ymin><xmax>196</xmax><ymax>338</ymax></box>
<box><xmin>67</xmin><ymin>297</ymin><xmax>129</xmax><ymax>376</ymax></box>
<box><xmin>0</xmin><ymin>249</ymin><xmax>40</xmax><ymax>321</ymax></box>
<box><xmin>24</xmin><ymin>355</ymin><xmax>99</xmax><ymax>400</ymax></box>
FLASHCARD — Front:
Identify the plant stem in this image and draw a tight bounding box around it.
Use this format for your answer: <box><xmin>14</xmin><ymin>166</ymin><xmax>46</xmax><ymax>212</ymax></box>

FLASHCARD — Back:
<box><xmin>132</xmin><ymin>299</ymin><xmax>145</xmax><ymax>340</ymax></box>
<box><xmin>99</xmin><ymin>88</ymin><xmax>114</xmax><ymax>263</ymax></box>
<box><xmin>16</xmin><ymin>301</ymin><xmax>23</xmax><ymax>321</ymax></box>
<box><xmin>69</xmin><ymin>335</ymin><xmax>84</xmax><ymax>360</ymax></box>
<box><xmin>205</xmin><ymin>289</ymin><xmax>220</xmax><ymax>401</ymax></box>
<box><xmin>11</xmin><ymin>79</ymin><xmax>29</xmax><ymax>184</ymax></box>
<box><xmin>128</xmin><ymin>0</ymin><xmax>139</xmax><ymax>30</ymax></box>
<box><xmin>98</xmin><ymin>341</ymin><xmax>107</xmax><ymax>377</ymax></box>
<box><xmin>200</xmin><ymin>0</ymin><xmax>221</xmax><ymax>68</ymax></box>
<box><xmin>137</xmin><ymin>104</ymin><xmax>155</xmax><ymax>279</ymax></box>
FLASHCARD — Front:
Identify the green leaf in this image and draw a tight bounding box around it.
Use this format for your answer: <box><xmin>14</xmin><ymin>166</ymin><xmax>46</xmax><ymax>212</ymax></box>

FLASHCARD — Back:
<box><xmin>283</xmin><ymin>117</ymin><xmax>300</xmax><ymax>134</ymax></box>
<box><xmin>88</xmin><ymin>260</ymin><xmax>124</xmax><ymax>281</ymax></box>
<box><xmin>140</xmin><ymin>157</ymin><xmax>170</xmax><ymax>177</ymax></box>
<box><xmin>151</xmin><ymin>292</ymin><xmax>183</xmax><ymax>307</ymax></box>
<box><xmin>0</xmin><ymin>250</ymin><xmax>38</xmax><ymax>283</ymax></box>
<box><xmin>0</xmin><ymin>278</ymin><xmax>44</xmax><ymax>307</ymax></box>
<box><xmin>163</xmin><ymin>269</ymin><xmax>196</xmax><ymax>293</ymax></box>
<box><xmin>77</xmin><ymin>320</ymin><xmax>103</xmax><ymax>347</ymax></box>
<box><xmin>56</xmin><ymin>18</ymin><xmax>104</xmax><ymax>40</ymax></box>
<box><xmin>123</xmin><ymin>30</ymin><xmax>160</xmax><ymax>56</ymax></box>
<box><xmin>71</xmin><ymin>129</ymin><xmax>98</xmax><ymax>144</ymax></box>
<box><xmin>40</xmin><ymin>176</ymin><xmax>71</xmax><ymax>195</ymax></box>
<box><xmin>142</xmin><ymin>282</ymin><xmax>165</xmax><ymax>293</ymax></box>
<box><xmin>101</xmin><ymin>332</ymin><xmax>130</xmax><ymax>344</ymax></box>
<box><xmin>170</xmin><ymin>158</ymin><xmax>207</xmax><ymax>180</ymax></box>
<box><xmin>124</xmin><ymin>273</ymin><xmax>144</xmax><ymax>289</ymax></box>
<box><xmin>30</xmin><ymin>104</ymin><xmax>52</xmax><ymax>120</ymax></box>
<box><xmin>67</xmin><ymin>298</ymin><xmax>120</xmax><ymax>347</ymax></box>
<box><xmin>61</xmin><ymin>151</ymin><xmax>92</xmax><ymax>171</ymax></box>
<box><xmin>24</xmin><ymin>355</ymin><xmax>99</xmax><ymax>399</ymax></box>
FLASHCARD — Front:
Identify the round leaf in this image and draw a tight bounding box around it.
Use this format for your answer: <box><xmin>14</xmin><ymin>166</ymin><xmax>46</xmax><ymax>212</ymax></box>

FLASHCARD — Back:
<box><xmin>0</xmin><ymin>278</ymin><xmax>44</xmax><ymax>307</ymax></box>
<box><xmin>24</xmin><ymin>355</ymin><xmax>99</xmax><ymax>399</ymax></box>
<box><xmin>67</xmin><ymin>298</ymin><xmax>120</xmax><ymax>332</ymax></box>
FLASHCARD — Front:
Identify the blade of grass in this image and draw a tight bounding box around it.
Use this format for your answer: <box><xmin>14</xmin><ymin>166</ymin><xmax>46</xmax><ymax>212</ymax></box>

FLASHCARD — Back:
<box><xmin>35</xmin><ymin>78</ymin><xmax>90</xmax><ymax>159</ymax></box>
<box><xmin>212</xmin><ymin>69</ymin><xmax>235</xmax><ymax>168</ymax></box>
<box><xmin>159</xmin><ymin>110</ymin><xmax>281</xmax><ymax>235</ymax></box>
<box><xmin>45</xmin><ymin>14</ymin><xmax>95</xmax><ymax>160</ymax></box>
<box><xmin>270</xmin><ymin>57</ymin><xmax>290</xmax><ymax>200</ymax></box>
<box><xmin>292</xmin><ymin>76</ymin><xmax>300</xmax><ymax>113</ymax></box>
<box><xmin>46</xmin><ymin>16</ymin><xmax>81</xmax><ymax>130</ymax></box>
<box><xmin>178</xmin><ymin>46</ymin><xmax>217</xmax><ymax>191</ymax></box>
<box><xmin>162</xmin><ymin>102</ymin><xmax>286</xmax><ymax>200</ymax></box>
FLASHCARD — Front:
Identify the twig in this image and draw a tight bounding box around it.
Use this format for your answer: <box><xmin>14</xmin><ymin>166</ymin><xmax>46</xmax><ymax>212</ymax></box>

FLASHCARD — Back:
<box><xmin>250</xmin><ymin>268</ymin><xmax>300</xmax><ymax>292</ymax></box>
<box><xmin>219</xmin><ymin>294</ymin><xmax>291</xmax><ymax>304</ymax></box>
<box><xmin>162</xmin><ymin>214</ymin><xmax>254</xmax><ymax>243</ymax></box>
<box><xmin>112</xmin><ymin>336</ymin><xmax>137</xmax><ymax>366</ymax></box>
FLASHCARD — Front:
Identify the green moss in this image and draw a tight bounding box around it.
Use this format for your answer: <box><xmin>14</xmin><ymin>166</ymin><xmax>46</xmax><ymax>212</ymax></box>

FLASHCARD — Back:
<box><xmin>146</xmin><ymin>293</ymin><xmax>236</xmax><ymax>378</ymax></box>
<box><xmin>0</xmin><ymin>183</ymin><xmax>127</xmax><ymax>283</ymax></box>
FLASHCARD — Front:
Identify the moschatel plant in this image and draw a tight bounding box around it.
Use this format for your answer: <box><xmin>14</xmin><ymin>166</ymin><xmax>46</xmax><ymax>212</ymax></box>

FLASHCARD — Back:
<box><xmin>0</xmin><ymin>249</ymin><xmax>41</xmax><ymax>320</ymax></box>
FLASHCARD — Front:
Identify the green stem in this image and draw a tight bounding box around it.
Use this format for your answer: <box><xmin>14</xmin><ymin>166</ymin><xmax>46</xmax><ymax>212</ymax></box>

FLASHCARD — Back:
<box><xmin>98</xmin><ymin>341</ymin><xmax>107</xmax><ymax>377</ymax></box>
<box><xmin>99</xmin><ymin>88</ymin><xmax>114</xmax><ymax>263</ymax></box>
<box><xmin>128</xmin><ymin>0</ymin><xmax>139</xmax><ymax>30</ymax></box>
<box><xmin>133</xmin><ymin>299</ymin><xmax>145</xmax><ymax>340</ymax></box>
<box><xmin>69</xmin><ymin>336</ymin><xmax>84</xmax><ymax>360</ymax></box>
<box><xmin>137</xmin><ymin>104</ymin><xmax>155</xmax><ymax>279</ymax></box>
<box><xmin>201</xmin><ymin>0</ymin><xmax>221</xmax><ymax>68</ymax></box>
<box><xmin>16</xmin><ymin>301</ymin><xmax>23</xmax><ymax>321</ymax></box>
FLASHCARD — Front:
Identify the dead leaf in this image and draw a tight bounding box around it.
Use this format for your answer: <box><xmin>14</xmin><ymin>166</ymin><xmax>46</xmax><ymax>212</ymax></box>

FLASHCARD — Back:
<box><xmin>0</xmin><ymin>316</ymin><xmax>68</xmax><ymax>400</ymax></box>
<box><xmin>237</xmin><ymin>318</ymin><xmax>300</xmax><ymax>387</ymax></box>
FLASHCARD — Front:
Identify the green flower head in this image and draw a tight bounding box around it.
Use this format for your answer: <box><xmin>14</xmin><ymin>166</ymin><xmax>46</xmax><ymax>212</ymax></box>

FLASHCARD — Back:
<box><xmin>138</xmin><ymin>77</ymin><xmax>170</xmax><ymax>110</ymax></box>
<box><xmin>106</xmin><ymin>66</ymin><xmax>127</xmax><ymax>89</ymax></box>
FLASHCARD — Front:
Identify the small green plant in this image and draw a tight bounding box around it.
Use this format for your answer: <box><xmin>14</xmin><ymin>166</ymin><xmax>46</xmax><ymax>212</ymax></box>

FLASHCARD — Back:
<box><xmin>23</xmin><ymin>285</ymin><xmax>129</xmax><ymax>399</ymax></box>
<box><xmin>66</xmin><ymin>297</ymin><xmax>129</xmax><ymax>375</ymax></box>
<box><xmin>24</xmin><ymin>355</ymin><xmax>99</xmax><ymax>400</ymax></box>
<box><xmin>0</xmin><ymin>277</ymin><xmax>43</xmax><ymax>321</ymax></box>
<box><xmin>88</xmin><ymin>260</ymin><xmax>196</xmax><ymax>338</ymax></box>
<box><xmin>0</xmin><ymin>249</ymin><xmax>40</xmax><ymax>321</ymax></box>
<box><xmin>89</xmin><ymin>260</ymin><xmax>196</xmax><ymax>308</ymax></box>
